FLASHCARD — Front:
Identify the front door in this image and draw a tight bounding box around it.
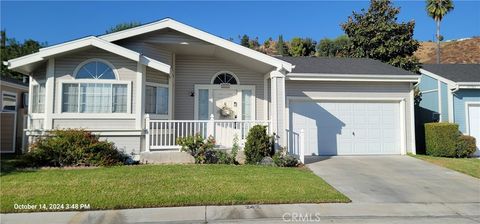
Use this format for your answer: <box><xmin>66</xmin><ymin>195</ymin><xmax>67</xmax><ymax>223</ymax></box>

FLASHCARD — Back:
<box><xmin>213</xmin><ymin>89</ymin><xmax>241</xmax><ymax>147</ymax></box>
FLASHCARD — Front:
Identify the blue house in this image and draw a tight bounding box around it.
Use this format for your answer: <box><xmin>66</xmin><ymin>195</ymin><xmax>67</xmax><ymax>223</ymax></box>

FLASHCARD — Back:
<box><xmin>418</xmin><ymin>64</ymin><xmax>480</xmax><ymax>155</ymax></box>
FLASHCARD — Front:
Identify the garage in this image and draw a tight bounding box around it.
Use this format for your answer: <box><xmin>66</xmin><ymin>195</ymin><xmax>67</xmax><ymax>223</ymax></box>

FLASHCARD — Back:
<box><xmin>289</xmin><ymin>100</ymin><xmax>402</xmax><ymax>156</ymax></box>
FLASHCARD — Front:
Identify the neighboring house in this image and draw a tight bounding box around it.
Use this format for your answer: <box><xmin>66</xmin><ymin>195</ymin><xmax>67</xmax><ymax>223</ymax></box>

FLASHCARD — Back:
<box><xmin>418</xmin><ymin>64</ymin><xmax>480</xmax><ymax>155</ymax></box>
<box><xmin>3</xmin><ymin>18</ymin><xmax>419</xmax><ymax>160</ymax></box>
<box><xmin>1</xmin><ymin>76</ymin><xmax>29</xmax><ymax>153</ymax></box>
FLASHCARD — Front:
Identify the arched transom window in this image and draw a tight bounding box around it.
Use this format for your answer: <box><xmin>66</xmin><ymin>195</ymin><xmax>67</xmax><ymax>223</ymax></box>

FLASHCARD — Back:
<box><xmin>212</xmin><ymin>72</ymin><xmax>238</xmax><ymax>85</ymax></box>
<box><xmin>75</xmin><ymin>60</ymin><xmax>116</xmax><ymax>79</ymax></box>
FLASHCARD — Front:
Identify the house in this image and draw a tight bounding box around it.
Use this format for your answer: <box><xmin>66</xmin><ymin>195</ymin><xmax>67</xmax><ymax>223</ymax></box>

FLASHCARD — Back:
<box><xmin>1</xmin><ymin>75</ymin><xmax>29</xmax><ymax>153</ymax></box>
<box><xmin>418</xmin><ymin>64</ymin><xmax>480</xmax><ymax>155</ymax></box>
<box><xmin>3</xmin><ymin>18</ymin><xmax>419</xmax><ymax>160</ymax></box>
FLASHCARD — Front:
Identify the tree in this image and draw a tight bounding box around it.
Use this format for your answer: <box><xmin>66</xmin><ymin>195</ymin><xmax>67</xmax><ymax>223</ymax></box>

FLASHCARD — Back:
<box><xmin>426</xmin><ymin>0</ymin><xmax>454</xmax><ymax>64</ymax></box>
<box><xmin>288</xmin><ymin>37</ymin><xmax>316</xmax><ymax>56</ymax></box>
<box><xmin>276</xmin><ymin>35</ymin><xmax>289</xmax><ymax>56</ymax></box>
<box><xmin>240</xmin><ymin>34</ymin><xmax>250</xmax><ymax>47</ymax></box>
<box><xmin>105</xmin><ymin>21</ymin><xmax>141</xmax><ymax>34</ymax></box>
<box><xmin>248</xmin><ymin>37</ymin><xmax>260</xmax><ymax>49</ymax></box>
<box><xmin>1</xmin><ymin>30</ymin><xmax>45</xmax><ymax>80</ymax></box>
<box><xmin>316</xmin><ymin>35</ymin><xmax>350</xmax><ymax>57</ymax></box>
<box><xmin>341</xmin><ymin>0</ymin><xmax>420</xmax><ymax>72</ymax></box>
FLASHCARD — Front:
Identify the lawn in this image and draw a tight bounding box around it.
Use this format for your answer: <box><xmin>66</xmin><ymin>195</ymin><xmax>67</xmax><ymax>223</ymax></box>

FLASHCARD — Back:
<box><xmin>0</xmin><ymin>164</ymin><xmax>349</xmax><ymax>213</ymax></box>
<box><xmin>410</xmin><ymin>154</ymin><xmax>480</xmax><ymax>178</ymax></box>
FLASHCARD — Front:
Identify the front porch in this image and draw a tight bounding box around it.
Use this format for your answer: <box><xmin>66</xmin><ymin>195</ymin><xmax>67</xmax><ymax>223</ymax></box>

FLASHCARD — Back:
<box><xmin>145</xmin><ymin>115</ymin><xmax>271</xmax><ymax>151</ymax></box>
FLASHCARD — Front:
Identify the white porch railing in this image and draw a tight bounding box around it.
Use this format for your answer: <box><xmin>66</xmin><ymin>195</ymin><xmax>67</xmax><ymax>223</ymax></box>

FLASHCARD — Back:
<box><xmin>145</xmin><ymin>115</ymin><xmax>271</xmax><ymax>151</ymax></box>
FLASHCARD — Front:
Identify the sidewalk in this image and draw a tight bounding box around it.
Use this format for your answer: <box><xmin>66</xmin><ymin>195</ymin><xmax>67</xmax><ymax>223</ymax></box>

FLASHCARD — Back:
<box><xmin>2</xmin><ymin>202</ymin><xmax>479</xmax><ymax>224</ymax></box>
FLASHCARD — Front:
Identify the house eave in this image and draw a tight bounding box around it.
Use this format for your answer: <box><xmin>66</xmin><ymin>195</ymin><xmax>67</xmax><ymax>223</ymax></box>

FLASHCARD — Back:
<box><xmin>286</xmin><ymin>73</ymin><xmax>420</xmax><ymax>82</ymax></box>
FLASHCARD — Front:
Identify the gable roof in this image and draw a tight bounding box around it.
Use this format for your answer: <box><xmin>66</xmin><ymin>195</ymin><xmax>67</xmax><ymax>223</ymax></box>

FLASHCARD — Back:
<box><xmin>278</xmin><ymin>56</ymin><xmax>416</xmax><ymax>76</ymax></box>
<box><xmin>421</xmin><ymin>64</ymin><xmax>480</xmax><ymax>83</ymax></box>
<box><xmin>4</xmin><ymin>36</ymin><xmax>171</xmax><ymax>75</ymax></box>
<box><xmin>98</xmin><ymin>18</ymin><xmax>292</xmax><ymax>72</ymax></box>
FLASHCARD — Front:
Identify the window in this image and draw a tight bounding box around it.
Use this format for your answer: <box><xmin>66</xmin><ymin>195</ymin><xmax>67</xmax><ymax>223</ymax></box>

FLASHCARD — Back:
<box><xmin>212</xmin><ymin>72</ymin><xmax>238</xmax><ymax>85</ymax></box>
<box><xmin>75</xmin><ymin>60</ymin><xmax>116</xmax><ymax>79</ymax></box>
<box><xmin>62</xmin><ymin>83</ymin><xmax>128</xmax><ymax>113</ymax></box>
<box><xmin>61</xmin><ymin>59</ymin><xmax>129</xmax><ymax>113</ymax></box>
<box><xmin>31</xmin><ymin>84</ymin><xmax>45</xmax><ymax>113</ymax></box>
<box><xmin>145</xmin><ymin>84</ymin><xmax>168</xmax><ymax>115</ymax></box>
<box><xmin>2</xmin><ymin>92</ymin><xmax>17</xmax><ymax>111</ymax></box>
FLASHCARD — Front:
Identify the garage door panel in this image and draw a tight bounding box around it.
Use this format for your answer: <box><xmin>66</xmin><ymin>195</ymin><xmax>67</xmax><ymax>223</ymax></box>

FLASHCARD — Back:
<box><xmin>290</xmin><ymin>100</ymin><xmax>400</xmax><ymax>155</ymax></box>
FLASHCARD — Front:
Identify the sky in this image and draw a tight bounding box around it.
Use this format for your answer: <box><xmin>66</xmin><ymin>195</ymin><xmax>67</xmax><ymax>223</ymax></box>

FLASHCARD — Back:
<box><xmin>1</xmin><ymin>1</ymin><xmax>479</xmax><ymax>46</ymax></box>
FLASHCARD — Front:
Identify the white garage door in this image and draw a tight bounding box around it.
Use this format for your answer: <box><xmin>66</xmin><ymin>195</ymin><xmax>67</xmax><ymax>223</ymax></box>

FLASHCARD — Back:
<box><xmin>289</xmin><ymin>101</ymin><xmax>401</xmax><ymax>155</ymax></box>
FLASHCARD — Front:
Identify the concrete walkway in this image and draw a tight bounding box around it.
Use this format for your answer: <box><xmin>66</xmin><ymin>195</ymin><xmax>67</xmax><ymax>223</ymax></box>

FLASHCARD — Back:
<box><xmin>306</xmin><ymin>156</ymin><xmax>480</xmax><ymax>203</ymax></box>
<box><xmin>2</xmin><ymin>202</ymin><xmax>479</xmax><ymax>224</ymax></box>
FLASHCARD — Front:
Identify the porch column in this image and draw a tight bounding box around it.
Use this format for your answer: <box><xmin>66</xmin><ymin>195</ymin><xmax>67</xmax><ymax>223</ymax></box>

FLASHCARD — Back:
<box><xmin>135</xmin><ymin>62</ymin><xmax>146</xmax><ymax>130</ymax></box>
<box><xmin>270</xmin><ymin>70</ymin><xmax>286</xmax><ymax>149</ymax></box>
<box><xmin>44</xmin><ymin>58</ymin><xmax>55</xmax><ymax>130</ymax></box>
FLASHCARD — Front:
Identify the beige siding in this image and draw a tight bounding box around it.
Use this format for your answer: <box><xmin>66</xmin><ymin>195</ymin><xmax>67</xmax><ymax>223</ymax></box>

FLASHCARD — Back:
<box><xmin>1</xmin><ymin>83</ymin><xmax>28</xmax><ymax>152</ymax></box>
<box><xmin>101</xmin><ymin>136</ymin><xmax>141</xmax><ymax>155</ymax></box>
<box><xmin>117</xmin><ymin>41</ymin><xmax>172</xmax><ymax>65</ymax></box>
<box><xmin>1</xmin><ymin>113</ymin><xmax>15</xmax><ymax>152</ymax></box>
<box><xmin>174</xmin><ymin>55</ymin><xmax>265</xmax><ymax>120</ymax></box>
<box><xmin>285</xmin><ymin>81</ymin><xmax>414</xmax><ymax>153</ymax></box>
<box><xmin>146</xmin><ymin>67</ymin><xmax>168</xmax><ymax>84</ymax></box>
<box><xmin>52</xmin><ymin>119</ymin><xmax>136</xmax><ymax>130</ymax></box>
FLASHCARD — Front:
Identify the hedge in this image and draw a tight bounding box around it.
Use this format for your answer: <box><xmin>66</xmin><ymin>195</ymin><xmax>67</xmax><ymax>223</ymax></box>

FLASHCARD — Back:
<box><xmin>424</xmin><ymin>123</ymin><xmax>459</xmax><ymax>157</ymax></box>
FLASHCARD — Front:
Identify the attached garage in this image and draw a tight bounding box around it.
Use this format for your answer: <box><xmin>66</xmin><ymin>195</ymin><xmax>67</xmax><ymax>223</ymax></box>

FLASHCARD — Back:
<box><xmin>279</xmin><ymin>57</ymin><xmax>419</xmax><ymax>156</ymax></box>
<box><xmin>289</xmin><ymin>100</ymin><xmax>402</xmax><ymax>155</ymax></box>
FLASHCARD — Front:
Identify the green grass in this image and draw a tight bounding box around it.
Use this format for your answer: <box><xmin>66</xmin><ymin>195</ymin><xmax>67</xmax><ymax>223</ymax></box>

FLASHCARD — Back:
<box><xmin>0</xmin><ymin>164</ymin><xmax>349</xmax><ymax>213</ymax></box>
<box><xmin>410</xmin><ymin>154</ymin><xmax>480</xmax><ymax>178</ymax></box>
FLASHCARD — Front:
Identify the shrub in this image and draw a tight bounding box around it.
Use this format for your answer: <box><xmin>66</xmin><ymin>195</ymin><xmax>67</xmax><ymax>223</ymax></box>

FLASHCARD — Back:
<box><xmin>22</xmin><ymin>129</ymin><xmax>127</xmax><ymax>167</ymax></box>
<box><xmin>272</xmin><ymin>148</ymin><xmax>299</xmax><ymax>167</ymax></box>
<box><xmin>456</xmin><ymin>135</ymin><xmax>476</xmax><ymax>158</ymax></box>
<box><xmin>244</xmin><ymin>125</ymin><xmax>273</xmax><ymax>164</ymax></box>
<box><xmin>424</xmin><ymin>123</ymin><xmax>460</xmax><ymax>157</ymax></box>
<box><xmin>177</xmin><ymin>134</ymin><xmax>236</xmax><ymax>164</ymax></box>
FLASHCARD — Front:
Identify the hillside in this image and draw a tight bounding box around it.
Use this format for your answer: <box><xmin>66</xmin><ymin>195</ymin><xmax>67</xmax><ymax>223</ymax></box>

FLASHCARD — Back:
<box><xmin>414</xmin><ymin>38</ymin><xmax>480</xmax><ymax>64</ymax></box>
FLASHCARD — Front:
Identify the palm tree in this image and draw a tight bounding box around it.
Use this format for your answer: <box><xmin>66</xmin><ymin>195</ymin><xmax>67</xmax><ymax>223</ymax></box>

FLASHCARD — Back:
<box><xmin>426</xmin><ymin>0</ymin><xmax>454</xmax><ymax>64</ymax></box>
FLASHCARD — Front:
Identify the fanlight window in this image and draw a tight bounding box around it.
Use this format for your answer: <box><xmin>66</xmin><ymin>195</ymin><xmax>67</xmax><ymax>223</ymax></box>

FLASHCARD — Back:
<box><xmin>76</xmin><ymin>61</ymin><xmax>116</xmax><ymax>79</ymax></box>
<box><xmin>212</xmin><ymin>72</ymin><xmax>238</xmax><ymax>85</ymax></box>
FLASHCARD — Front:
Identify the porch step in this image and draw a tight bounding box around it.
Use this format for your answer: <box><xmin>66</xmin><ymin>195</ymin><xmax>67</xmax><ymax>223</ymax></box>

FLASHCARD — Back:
<box><xmin>140</xmin><ymin>151</ymin><xmax>195</xmax><ymax>164</ymax></box>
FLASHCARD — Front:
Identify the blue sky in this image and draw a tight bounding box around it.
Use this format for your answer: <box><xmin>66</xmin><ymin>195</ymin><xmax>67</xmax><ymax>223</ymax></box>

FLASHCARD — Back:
<box><xmin>1</xmin><ymin>1</ymin><xmax>479</xmax><ymax>46</ymax></box>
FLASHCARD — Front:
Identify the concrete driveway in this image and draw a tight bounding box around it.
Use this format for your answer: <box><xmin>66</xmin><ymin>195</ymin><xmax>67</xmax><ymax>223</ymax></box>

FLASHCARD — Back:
<box><xmin>307</xmin><ymin>156</ymin><xmax>480</xmax><ymax>203</ymax></box>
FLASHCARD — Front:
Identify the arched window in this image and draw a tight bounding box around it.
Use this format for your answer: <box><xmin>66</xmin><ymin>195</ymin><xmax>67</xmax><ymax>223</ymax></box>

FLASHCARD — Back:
<box><xmin>212</xmin><ymin>72</ymin><xmax>239</xmax><ymax>85</ymax></box>
<box><xmin>75</xmin><ymin>60</ymin><xmax>117</xmax><ymax>79</ymax></box>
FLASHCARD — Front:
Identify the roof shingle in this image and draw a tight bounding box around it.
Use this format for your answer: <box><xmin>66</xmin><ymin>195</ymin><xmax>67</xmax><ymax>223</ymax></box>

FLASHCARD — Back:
<box><xmin>277</xmin><ymin>56</ymin><xmax>416</xmax><ymax>76</ymax></box>
<box><xmin>422</xmin><ymin>64</ymin><xmax>480</xmax><ymax>82</ymax></box>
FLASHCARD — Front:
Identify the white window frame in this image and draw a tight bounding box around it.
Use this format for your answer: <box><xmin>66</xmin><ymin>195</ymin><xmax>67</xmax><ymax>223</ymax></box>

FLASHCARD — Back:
<box><xmin>465</xmin><ymin>101</ymin><xmax>480</xmax><ymax>136</ymax></box>
<box><xmin>145</xmin><ymin>82</ymin><xmax>169</xmax><ymax>119</ymax></box>
<box><xmin>30</xmin><ymin>80</ymin><xmax>46</xmax><ymax>114</ymax></box>
<box><xmin>210</xmin><ymin>71</ymin><xmax>240</xmax><ymax>85</ymax></box>
<box><xmin>59</xmin><ymin>79</ymin><xmax>132</xmax><ymax>116</ymax></box>
<box><xmin>193</xmin><ymin>84</ymin><xmax>255</xmax><ymax>120</ymax></box>
<box><xmin>73</xmin><ymin>58</ymin><xmax>120</xmax><ymax>80</ymax></box>
<box><xmin>1</xmin><ymin>91</ymin><xmax>17</xmax><ymax>112</ymax></box>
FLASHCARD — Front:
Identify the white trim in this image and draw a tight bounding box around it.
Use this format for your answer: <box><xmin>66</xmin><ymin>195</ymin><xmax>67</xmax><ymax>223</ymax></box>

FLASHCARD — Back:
<box><xmin>465</xmin><ymin>102</ymin><xmax>480</xmax><ymax>136</ymax></box>
<box><xmin>44</xmin><ymin>59</ymin><xmax>55</xmax><ymax>129</ymax></box>
<box><xmin>210</xmin><ymin>71</ymin><xmax>240</xmax><ymax>85</ymax></box>
<box><xmin>58</xmin><ymin>79</ymin><xmax>132</xmax><ymax>115</ymax></box>
<box><xmin>98</xmin><ymin>19</ymin><xmax>292</xmax><ymax>72</ymax></box>
<box><xmin>0</xmin><ymin>81</ymin><xmax>29</xmax><ymax>91</ymax></box>
<box><xmin>447</xmin><ymin>88</ymin><xmax>454</xmax><ymax>122</ymax></box>
<box><xmin>437</xmin><ymin>80</ymin><xmax>443</xmax><ymax>121</ymax></box>
<box><xmin>1</xmin><ymin>90</ymin><xmax>17</xmax><ymax>111</ymax></box>
<box><xmin>51</xmin><ymin>114</ymin><xmax>135</xmax><ymax>119</ymax></box>
<box><xmin>409</xmin><ymin>83</ymin><xmax>416</xmax><ymax>154</ymax></box>
<box><xmin>27</xmin><ymin>76</ymin><xmax>33</xmax><ymax>129</ymax></box>
<box><xmin>286</xmin><ymin>73</ymin><xmax>420</xmax><ymax>82</ymax></box>
<box><xmin>457</xmin><ymin>82</ymin><xmax>480</xmax><ymax>89</ymax></box>
<box><xmin>6</xmin><ymin>36</ymin><xmax>171</xmax><ymax>75</ymax></box>
<box><xmin>286</xmin><ymin>96</ymin><xmax>407</xmax><ymax>155</ymax></box>
<box><xmin>420</xmin><ymin>89</ymin><xmax>438</xmax><ymax>94</ymax></box>
<box><xmin>263</xmin><ymin>76</ymin><xmax>268</xmax><ymax>121</ymax></box>
<box><xmin>72</xmin><ymin>58</ymin><xmax>120</xmax><ymax>79</ymax></box>
<box><xmin>193</xmin><ymin>84</ymin><xmax>256</xmax><ymax>120</ymax></box>
<box><xmin>135</xmin><ymin>63</ymin><xmax>146</xmax><ymax>130</ymax></box>
<box><xmin>420</xmin><ymin>69</ymin><xmax>456</xmax><ymax>86</ymax></box>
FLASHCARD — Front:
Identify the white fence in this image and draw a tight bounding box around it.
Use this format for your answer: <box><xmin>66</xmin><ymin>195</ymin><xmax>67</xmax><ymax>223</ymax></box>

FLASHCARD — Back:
<box><xmin>145</xmin><ymin>115</ymin><xmax>271</xmax><ymax>151</ymax></box>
